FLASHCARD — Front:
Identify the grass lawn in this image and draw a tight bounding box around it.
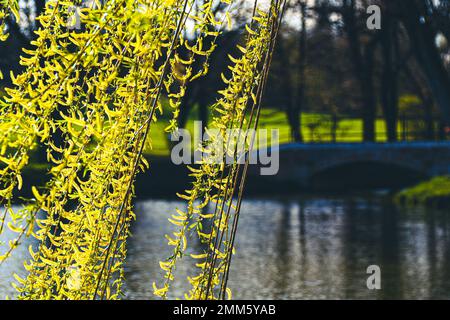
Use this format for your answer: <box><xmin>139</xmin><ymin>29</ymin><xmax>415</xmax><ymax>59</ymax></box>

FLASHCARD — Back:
<box><xmin>395</xmin><ymin>176</ymin><xmax>450</xmax><ymax>207</ymax></box>
<box><xmin>146</xmin><ymin>108</ymin><xmax>408</xmax><ymax>156</ymax></box>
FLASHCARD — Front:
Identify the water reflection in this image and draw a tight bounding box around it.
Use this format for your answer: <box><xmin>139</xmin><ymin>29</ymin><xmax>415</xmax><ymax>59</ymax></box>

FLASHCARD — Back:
<box><xmin>0</xmin><ymin>207</ymin><xmax>39</xmax><ymax>298</ymax></box>
<box><xmin>2</xmin><ymin>194</ymin><xmax>450</xmax><ymax>299</ymax></box>
<box><xmin>123</xmin><ymin>194</ymin><xmax>450</xmax><ymax>300</ymax></box>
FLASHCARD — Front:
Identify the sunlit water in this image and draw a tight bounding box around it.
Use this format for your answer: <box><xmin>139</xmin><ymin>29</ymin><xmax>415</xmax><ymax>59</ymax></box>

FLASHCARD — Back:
<box><xmin>2</xmin><ymin>194</ymin><xmax>450</xmax><ymax>299</ymax></box>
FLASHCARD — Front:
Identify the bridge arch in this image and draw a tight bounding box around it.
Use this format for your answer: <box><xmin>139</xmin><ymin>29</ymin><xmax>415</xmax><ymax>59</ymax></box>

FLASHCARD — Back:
<box><xmin>251</xmin><ymin>142</ymin><xmax>450</xmax><ymax>192</ymax></box>
<box><xmin>309</xmin><ymin>160</ymin><xmax>427</xmax><ymax>190</ymax></box>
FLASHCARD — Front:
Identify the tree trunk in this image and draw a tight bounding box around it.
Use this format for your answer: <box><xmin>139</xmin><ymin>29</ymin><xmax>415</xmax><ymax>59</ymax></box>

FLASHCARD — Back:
<box><xmin>380</xmin><ymin>3</ymin><xmax>399</xmax><ymax>142</ymax></box>
<box><xmin>277</xmin><ymin>30</ymin><xmax>301</xmax><ymax>142</ymax></box>
<box><xmin>397</xmin><ymin>0</ymin><xmax>450</xmax><ymax>126</ymax></box>
<box><xmin>362</xmin><ymin>42</ymin><xmax>376</xmax><ymax>142</ymax></box>
<box><xmin>293</xmin><ymin>0</ymin><xmax>308</xmax><ymax>143</ymax></box>
<box><xmin>342</xmin><ymin>0</ymin><xmax>377</xmax><ymax>142</ymax></box>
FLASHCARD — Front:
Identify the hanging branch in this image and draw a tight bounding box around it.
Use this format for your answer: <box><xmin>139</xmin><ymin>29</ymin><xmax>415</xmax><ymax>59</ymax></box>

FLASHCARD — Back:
<box><xmin>155</xmin><ymin>0</ymin><xmax>286</xmax><ymax>300</ymax></box>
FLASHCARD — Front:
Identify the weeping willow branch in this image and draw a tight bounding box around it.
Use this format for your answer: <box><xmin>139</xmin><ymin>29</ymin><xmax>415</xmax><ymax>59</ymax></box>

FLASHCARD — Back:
<box><xmin>155</xmin><ymin>0</ymin><xmax>286</xmax><ymax>300</ymax></box>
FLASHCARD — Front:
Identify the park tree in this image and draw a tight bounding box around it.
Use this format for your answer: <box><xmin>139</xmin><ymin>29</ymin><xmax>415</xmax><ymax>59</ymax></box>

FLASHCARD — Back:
<box><xmin>267</xmin><ymin>0</ymin><xmax>449</xmax><ymax>142</ymax></box>
<box><xmin>395</xmin><ymin>0</ymin><xmax>450</xmax><ymax>128</ymax></box>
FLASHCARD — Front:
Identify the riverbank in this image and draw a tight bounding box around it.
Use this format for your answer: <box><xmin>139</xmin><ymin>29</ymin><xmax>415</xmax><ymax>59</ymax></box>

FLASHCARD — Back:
<box><xmin>395</xmin><ymin>176</ymin><xmax>450</xmax><ymax>208</ymax></box>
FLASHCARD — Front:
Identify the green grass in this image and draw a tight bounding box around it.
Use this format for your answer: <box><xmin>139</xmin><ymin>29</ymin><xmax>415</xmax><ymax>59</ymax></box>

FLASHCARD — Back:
<box><xmin>395</xmin><ymin>176</ymin><xmax>450</xmax><ymax>207</ymax></box>
<box><xmin>145</xmin><ymin>108</ymin><xmax>415</xmax><ymax>156</ymax></box>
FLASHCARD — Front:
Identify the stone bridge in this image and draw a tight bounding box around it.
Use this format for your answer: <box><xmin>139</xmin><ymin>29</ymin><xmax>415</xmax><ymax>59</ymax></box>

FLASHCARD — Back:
<box><xmin>248</xmin><ymin>142</ymin><xmax>450</xmax><ymax>191</ymax></box>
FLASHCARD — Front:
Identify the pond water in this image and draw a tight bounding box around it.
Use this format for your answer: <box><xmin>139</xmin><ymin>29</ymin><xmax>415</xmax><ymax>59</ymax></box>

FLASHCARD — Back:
<box><xmin>2</xmin><ymin>193</ymin><xmax>450</xmax><ymax>299</ymax></box>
